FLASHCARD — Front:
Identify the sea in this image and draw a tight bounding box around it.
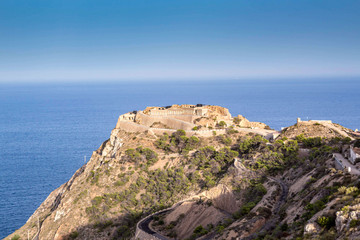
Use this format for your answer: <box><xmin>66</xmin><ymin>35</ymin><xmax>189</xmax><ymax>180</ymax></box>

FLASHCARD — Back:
<box><xmin>0</xmin><ymin>78</ymin><xmax>359</xmax><ymax>238</ymax></box>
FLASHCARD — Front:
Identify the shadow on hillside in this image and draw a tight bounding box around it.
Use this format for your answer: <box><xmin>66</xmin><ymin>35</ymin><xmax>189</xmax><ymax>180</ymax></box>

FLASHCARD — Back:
<box><xmin>61</xmin><ymin>211</ymin><xmax>142</xmax><ymax>240</ymax></box>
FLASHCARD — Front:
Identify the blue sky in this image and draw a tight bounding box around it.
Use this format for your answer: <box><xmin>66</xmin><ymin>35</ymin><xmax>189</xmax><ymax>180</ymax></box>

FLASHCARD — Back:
<box><xmin>0</xmin><ymin>0</ymin><xmax>359</xmax><ymax>82</ymax></box>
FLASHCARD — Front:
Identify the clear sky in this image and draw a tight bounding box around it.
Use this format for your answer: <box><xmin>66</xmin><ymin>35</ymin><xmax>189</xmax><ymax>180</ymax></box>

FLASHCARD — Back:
<box><xmin>0</xmin><ymin>0</ymin><xmax>359</xmax><ymax>82</ymax></box>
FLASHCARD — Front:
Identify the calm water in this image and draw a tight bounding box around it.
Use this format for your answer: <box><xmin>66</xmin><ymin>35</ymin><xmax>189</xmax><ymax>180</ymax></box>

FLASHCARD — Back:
<box><xmin>0</xmin><ymin>79</ymin><xmax>359</xmax><ymax>238</ymax></box>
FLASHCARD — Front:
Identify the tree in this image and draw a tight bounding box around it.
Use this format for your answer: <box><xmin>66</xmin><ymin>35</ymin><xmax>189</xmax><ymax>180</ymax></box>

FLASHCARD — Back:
<box><xmin>217</xmin><ymin>121</ymin><xmax>227</xmax><ymax>128</ymax></box>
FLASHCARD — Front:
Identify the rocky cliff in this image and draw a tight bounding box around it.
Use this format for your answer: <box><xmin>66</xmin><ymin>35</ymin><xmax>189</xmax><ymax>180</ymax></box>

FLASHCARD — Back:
<box><xmin>6</xmin><ymin>105</ymin><xmax>360</xmax><ymax>240</ymax></box>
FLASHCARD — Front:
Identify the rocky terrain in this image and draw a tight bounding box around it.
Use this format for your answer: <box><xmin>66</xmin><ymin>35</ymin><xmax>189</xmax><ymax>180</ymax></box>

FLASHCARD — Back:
<box><xmin>6</xmin><ymin>105</ymin><xmax>360</xmax><ymax>240</ymax></box>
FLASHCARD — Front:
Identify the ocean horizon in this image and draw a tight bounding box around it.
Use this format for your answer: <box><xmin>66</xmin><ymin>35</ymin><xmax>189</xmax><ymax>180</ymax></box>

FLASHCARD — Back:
<box><xmin>1</xmin><ymin>78</ymin><xmax>359</xmax><ymax>238</ymax></box>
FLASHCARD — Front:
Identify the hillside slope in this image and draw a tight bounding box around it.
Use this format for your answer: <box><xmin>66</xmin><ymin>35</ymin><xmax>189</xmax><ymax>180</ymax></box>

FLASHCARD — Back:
<box><xmin>6</xmin><ymin>106</ymin><xmax>360</xmax><ymax>240</ymax></box>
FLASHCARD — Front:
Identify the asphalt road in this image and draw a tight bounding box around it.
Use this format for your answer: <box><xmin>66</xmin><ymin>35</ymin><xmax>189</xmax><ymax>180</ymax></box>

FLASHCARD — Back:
<box><xmin>137</xmin><ymin>210</ymin><xmax>171</xmax><ymax>240</ymax></box>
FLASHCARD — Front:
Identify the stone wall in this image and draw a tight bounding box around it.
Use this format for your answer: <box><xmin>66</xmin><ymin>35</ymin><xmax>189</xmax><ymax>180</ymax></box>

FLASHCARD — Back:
<box><xmin>297</xmin><ymin>118</ymin><xmax>332</xmax><ymax>124</ymax></box>
<box><xmin>136</xmin><ymin>112</ymin><xmax>196</xmax><ymax>130</ymax></box>
<box><xmin>150</xmin><ymin>128</ymin><xmax>227</xmax><ymax>137</ymax></box>
<box><xmin>115</xmin><ymin>120</ymin><xmax>150</xmax><ymax>132</ymax></box>
<box><xmin>146</xmin><ymin>106</ymin><xmax>208</xmax><ymax>117</ymax></box>
<box><xmin>169</xmin><ymin>114</ymin><xmax>198</xmax><ymax>123</ymax></box>
<box><xmin>149</xmin><ymin>108</ymin><xmax>195</xmax><ymax>116</ymax></box>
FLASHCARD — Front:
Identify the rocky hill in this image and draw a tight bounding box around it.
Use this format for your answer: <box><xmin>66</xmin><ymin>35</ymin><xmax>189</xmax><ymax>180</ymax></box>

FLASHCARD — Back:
<box><xmin>6</xmin><ymin>105</ymin><xmax>360</xmax><ymax>240</ymax></box>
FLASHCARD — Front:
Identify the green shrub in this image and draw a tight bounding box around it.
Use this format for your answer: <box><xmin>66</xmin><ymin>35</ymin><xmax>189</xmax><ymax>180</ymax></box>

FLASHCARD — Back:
<box><xmin>11</xmin><ymin>235</ymin><xmax>20</xmax><ymax>240</ymax></box>
<box><xmin>91</xmin><ymin>196</ymin><xmax>103</xmax><ymax>206</ymax></box>
<box><xmin>304</xmin><ymin>137</ymin><xmax>322</xmax><ymax>148</ymax></box>
<box><xmin>218</xmin><ymin>135</ymin><xmax>232</xmax><ymax>146</ymax></box>
<box><xmin>240</xmin><ymin>201</ymin><xmax>256</xmax><ymax>215</ymax></box>
<box><xmin>350</xmin><ymin>219</ymin><xmax>360</xmax><ymax>228</ymax></box>
<box><xmin>343</xmin><ymin>137</ymin><xmax>352</xmax><ymax>144</ymax></box>
<box><xmin>345</xmin><ymin>186</ymin><xmax>359</xmax><ymax>195</ymax></box>
<box><xmin>217</xmin><ymin>121</ymin><xmax>227</xmax><ymax>128</ymax></box>
<box><xmin>69</xmin><ymin>231</ymin><xmax>79</xmax><ymax>239</ymax></box>
<box><xmin>317</xmin><ymin>215</ymin><xmax>335</xmax><ymax>229</ymax></box>
<box><xmin>317</xmin><ymin>216</ymin><xmax>330</xmax><ymax>228</ymax></box>
<box><xmin>280</xmin><ymin>223</ymin><xmax>288</xmax><ymax>231</ymax></box>
<box><xmin>341</xmin><ymin>205</ymin><xmax>350</xmax><ymax>213</ymax></box>
<box><xmin>193</xmin><ymin>225</ymin><xmax>205</xmax><ymax>234</ymax></box>
<box><xmin>303</xmin><ymin>200</ymin><xmax>326</xmax><ymax>220</ymax></box>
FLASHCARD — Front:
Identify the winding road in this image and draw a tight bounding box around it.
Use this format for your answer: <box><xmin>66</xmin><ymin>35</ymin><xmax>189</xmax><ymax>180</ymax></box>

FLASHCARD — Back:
<box><xmin>136</xmin><ymin>160</ymin><xmax>288</xmax><ymax>240</ymax></box>
<box><xmin>241</xmin><ymin>177</ymin><xmax>289</xmax><ymax>240</ymax></box>
<box><xmin>137</xmin><ymin>211</ymin><xmax>171</xmax><ymax>240</ymax></box>
<box><xmin>135</xmin><ymin>199</ymin><xmax>194</xmax><ymax>240</ymax></box>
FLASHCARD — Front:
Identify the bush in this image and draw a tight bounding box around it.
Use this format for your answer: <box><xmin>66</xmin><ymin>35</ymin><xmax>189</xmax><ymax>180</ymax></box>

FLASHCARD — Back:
<box><xmin>193</xmin><ymin>225</ymin><xmax>205</xmax><ymax>234</ymax></box>
<box><xmin>343</xmin><ymin>137</ymin><xmax>352</xmax><ymax>144</ymax></box>
<box><xmin>300</xmin><ymin>136</ymin><xmax>323</xmax><ymax>148</ymax></box>
<box><xmin>123</xmin><ymin>147</ymin><xmax>158</xmax><ymax>166</ymax></box>
<box><xmin>217</xmin><ymin>121</ymin><xmax>227</xmax><ymax>128</ymax></box>
<box><xmin>317</xmin><ymin>215</ymin><xmax>335</xmax><ymax>229</ymax></box>
<box><xmin>155</xmin><ymin>130</ymin><xmax>200</xmax><ymax>153</ymax></box>
<box><xmin>345</xmin><ymin>186</ymin><xmax>359</xmax><ymax>195</ymax></box>
<box><xmin>238</xmin><ymin>135</ymin><xmax>268</xmax><ymax>154</ymax></box>
<box><xmin>240</xmin><ymin>201</ymin><xmax>256</xmax><ymax>215</ymax></box>
<box><xmin>233</xmin><ymin>117</ymin><xmax>240</xmax><ymax>124</ymax></box>
<box><xmin>11</xmin><ymin>235</ymin><xmax>20</xmax><ymax>240</ymax></box>
<box><xmin>280</xmin><ymin>223</ymin><xmax>288</xmax><ymax>231</ymax></box>
<box><xmin>303</xmin><ymin>200</ymin><xmax>326</xmax><ymax>220</ymax></box>
<box><xmin>69</xmin><ymin>231</ymin><xmax>79</xmax><ymax>239</ymax></box>
<box><xmin>218</xmin><ymin>135</ymin><xmax>232</xmax><ymax>146</ymax></box>
<box><xmin>350</xmin><ymin>219</ymin><xmax>360</xmax><ymax>228</ymax></box>
<box><xmin>317</xmin><ymin>216</ymin><xmax>330</xmax><ymax>228</ymax></box>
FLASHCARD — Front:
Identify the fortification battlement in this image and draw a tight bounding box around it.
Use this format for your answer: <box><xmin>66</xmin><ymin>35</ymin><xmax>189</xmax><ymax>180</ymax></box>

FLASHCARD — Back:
<box><xmin>145</xmin><ymin>105</ymin><xmax>208</xmax><ymax>117</ymax></box>
<box><xmin>297</xmin><ymin>118</ymin><xmax>332</xmax><ymax>124</ymax></box>
<box><xmin>117</xmin><ymin>104</ymin><xmax>233</xmax><ymax>131</ymax></box>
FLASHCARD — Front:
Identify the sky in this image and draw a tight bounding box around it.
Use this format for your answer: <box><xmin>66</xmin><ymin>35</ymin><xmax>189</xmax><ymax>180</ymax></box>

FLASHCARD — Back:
<box><xmin>0</xmin><ymin>0</ymin><xmax>359</xmax><ymax>82</ymax></box>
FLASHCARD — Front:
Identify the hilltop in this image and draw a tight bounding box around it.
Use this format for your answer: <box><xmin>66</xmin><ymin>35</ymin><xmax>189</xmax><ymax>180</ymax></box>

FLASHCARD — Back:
<box><xmin>6</xmin><ymin>105</ymin><xmax>360</xmax><ymax>240</ymax></box>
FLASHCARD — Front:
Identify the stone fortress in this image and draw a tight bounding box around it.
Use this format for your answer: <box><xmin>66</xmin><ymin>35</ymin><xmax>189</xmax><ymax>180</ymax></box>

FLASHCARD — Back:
<box><xmin>115</xmin><ymin>104</ymin><xmax>277</xmax><ymax>139</ymax></box>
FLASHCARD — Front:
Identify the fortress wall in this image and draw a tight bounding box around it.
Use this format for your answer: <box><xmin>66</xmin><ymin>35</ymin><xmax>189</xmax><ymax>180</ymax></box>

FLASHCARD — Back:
<box><xmin>149</xmin><ymin>108</ymin><xmax>195</xmax><ymax>116</ymax></box>
<box><xmin>136</xmin><ymin>112</ymin><xmax>195</xmax><ymax>130</ymax></box>
<box><xmin>170</xmin><ymin>115</ymin><xmax>198</xmax><ymax>123</ymax></box>
<box><xmin>309</xmin><ymin>120</ymin><xmax>332</xmax><ymax>124</ymax></box>
<box><xmin>115</xmin><ymin>121</ymin><xmax>149</xmax><ymax>133</ymax></box>
<box><xmin>150</xmin><ymin>128</ymin><xmax>227</xmax><ymax>137</ymax></box>
<box><xmin>151</xmin><ymin>128</ymin><xmax>178</xmax><ymax>136</ymax></box>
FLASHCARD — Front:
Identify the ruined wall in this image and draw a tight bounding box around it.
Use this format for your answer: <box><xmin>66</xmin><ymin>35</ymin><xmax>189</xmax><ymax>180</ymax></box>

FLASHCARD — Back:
<box><xmin>115</xmin><ymin>120</ymin><xmax>149</xmax><ymax>133</ymax></box>
<box><xmin>136</xmin><ymin>112</ymin><xmax>195</xmax><ymax>130</ymax></box>
<box><xmin>309</xmin><ymin>120</ymin><xmax>332</xmax><ymax>124</ymax></box>
<box><xmin>150</xmin><ymin>128</ymin><xmax>227</xmax><ymax>137</ymax></box>
<box><xmin>169</xmin><ymin>115</ymin><xmax>198</xmax><ymax>123</ymax></box>
<box><xmin>297</xmin><ymin>118</ymin><xmax>332</xmax><ymax>124</ymax></box>
<box><xmin>149</xmin><ymin>108</ymin><xmax>195</xmax><ymax>116</ymax></box>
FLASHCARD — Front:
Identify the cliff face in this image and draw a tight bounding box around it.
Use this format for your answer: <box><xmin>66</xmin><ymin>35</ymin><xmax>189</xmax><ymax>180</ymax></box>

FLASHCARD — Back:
<box><xmin>6</xmin><ymin>106</ymin><xmax>360</xmax><ymax>240</ymax></box>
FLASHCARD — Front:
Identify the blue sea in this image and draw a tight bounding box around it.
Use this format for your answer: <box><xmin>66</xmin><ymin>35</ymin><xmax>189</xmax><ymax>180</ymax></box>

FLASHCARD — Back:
<box><xmin>0</xmin><ymin>78</ymin><xmax>359</xmax><ymax>238</ymax></box>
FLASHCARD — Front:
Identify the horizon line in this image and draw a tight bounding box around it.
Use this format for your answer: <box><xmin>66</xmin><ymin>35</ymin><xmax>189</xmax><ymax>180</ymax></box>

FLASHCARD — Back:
<box><xmin>1</xmin><ymin>75</ymin><xmax>360</xmax><ymax>85</ymax></box>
